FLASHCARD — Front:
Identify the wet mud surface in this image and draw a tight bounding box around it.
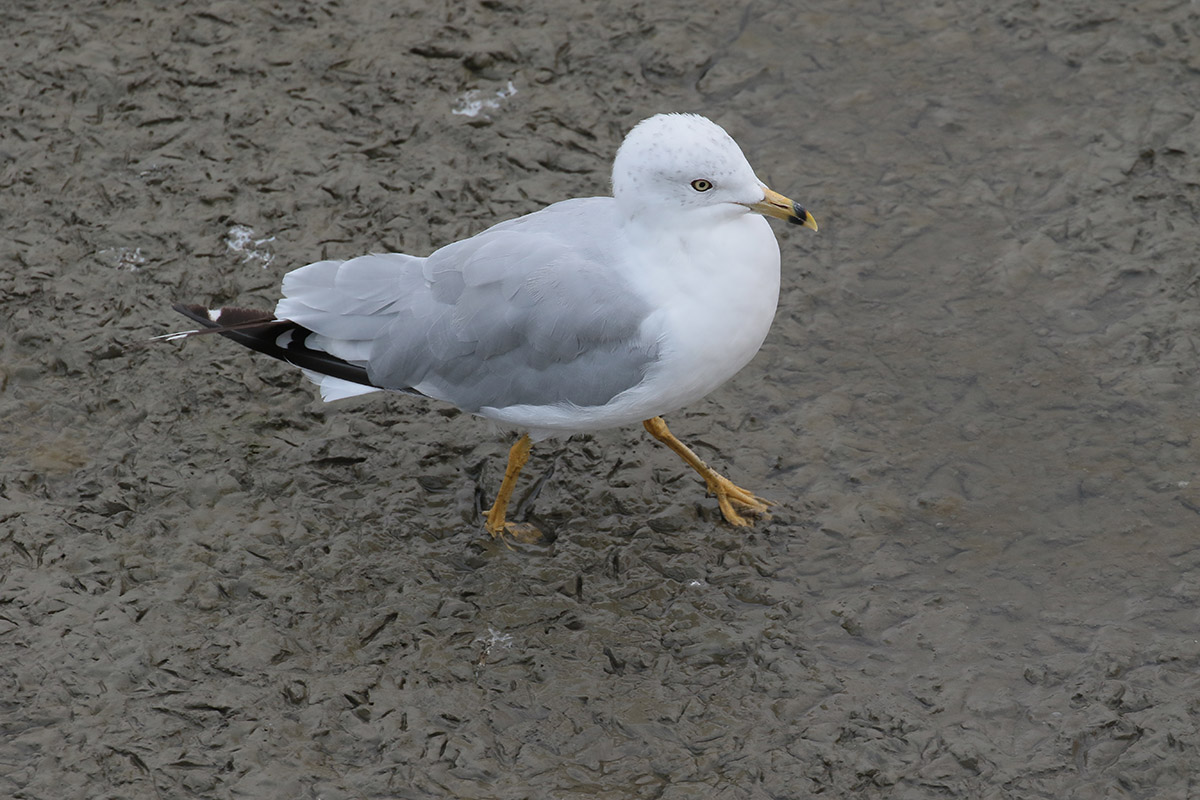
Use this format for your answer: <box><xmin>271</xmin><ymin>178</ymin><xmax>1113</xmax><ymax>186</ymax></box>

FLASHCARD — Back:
<box><xmin>3</xmin><ymin>1</ymin><xmax>1200</xmax><ymax>797</ymax></box>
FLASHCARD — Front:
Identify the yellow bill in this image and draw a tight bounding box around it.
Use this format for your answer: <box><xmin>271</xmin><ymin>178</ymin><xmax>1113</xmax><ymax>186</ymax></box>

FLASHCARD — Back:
<box><xmin>750</xmin><ymin>186</ymin><xmax>819</xmax><ymax>231</ymax></box>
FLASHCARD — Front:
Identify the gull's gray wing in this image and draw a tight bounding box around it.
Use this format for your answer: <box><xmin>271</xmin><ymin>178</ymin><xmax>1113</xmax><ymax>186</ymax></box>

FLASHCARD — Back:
<box><xmin>275</xmin><ymin>197</ymin><xmax>659</xmax><ymax>412</ymax></box>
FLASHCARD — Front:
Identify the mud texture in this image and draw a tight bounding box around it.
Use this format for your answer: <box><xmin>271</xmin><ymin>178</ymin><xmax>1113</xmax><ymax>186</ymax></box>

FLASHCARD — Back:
<box><xmin>3</xmin><ymin>1</ymin><xmax>1200</xmax><ymax>798</ymax></box>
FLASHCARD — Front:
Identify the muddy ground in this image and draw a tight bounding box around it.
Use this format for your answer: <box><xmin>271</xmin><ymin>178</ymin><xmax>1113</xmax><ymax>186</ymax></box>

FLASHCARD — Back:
<box><xmin>3</xmin><ymin>0</ymin><xmax>1200</xmax><ymax>797</ymax></box>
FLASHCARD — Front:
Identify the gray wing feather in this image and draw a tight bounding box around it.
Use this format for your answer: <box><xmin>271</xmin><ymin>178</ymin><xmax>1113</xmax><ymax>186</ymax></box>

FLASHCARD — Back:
<box><xmin>275</xmin><ymin>198</ymin><xmax>658</xmax><ymax>412</ymax></box>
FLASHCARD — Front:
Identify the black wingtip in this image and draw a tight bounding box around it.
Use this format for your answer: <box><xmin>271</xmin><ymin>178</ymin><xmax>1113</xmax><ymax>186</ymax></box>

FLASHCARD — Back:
<box><xmin>167</xmin><ymin>302</ymin><xmax>379</xmax><ymax>391</ymax></box>
<box><xmin>172</xmin><ymin>303</ymin><xmax>278</xmax><ymax>330</ymax></box>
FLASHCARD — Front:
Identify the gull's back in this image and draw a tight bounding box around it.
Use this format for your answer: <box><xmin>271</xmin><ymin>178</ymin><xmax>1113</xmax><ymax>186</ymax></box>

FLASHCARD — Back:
<box><xmin>275</xmin><ymin>196</ymin><xmax>662</xmax><ymax>415</ymax></box>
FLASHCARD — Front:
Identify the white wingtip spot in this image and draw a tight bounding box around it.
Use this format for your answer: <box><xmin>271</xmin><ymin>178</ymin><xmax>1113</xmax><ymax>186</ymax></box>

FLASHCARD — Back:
<box><xmin>300</xmin><ymin>370</ymin><xmax>381</xmax><ymax>402</ymax></box>
<box><xmin>149</xmin><ymin>329</ymin><xmax>200</xmax><ymax>342</ymax></box>
<box><xmin>208</xmin><ymin>308</ymin><xmax>222</xmax><ymax>322</ymax></box>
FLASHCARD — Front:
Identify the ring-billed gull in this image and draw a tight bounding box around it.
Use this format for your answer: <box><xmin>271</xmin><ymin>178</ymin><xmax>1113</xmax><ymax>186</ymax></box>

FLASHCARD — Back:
<box><xmin>164</xmin><ymin>113</ymin><xmax>818</xmax><ymax>541</ymax></box>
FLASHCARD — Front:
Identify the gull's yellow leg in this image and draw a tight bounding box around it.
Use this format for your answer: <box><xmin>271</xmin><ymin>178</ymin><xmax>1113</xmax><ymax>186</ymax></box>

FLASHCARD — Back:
<box><xmin>484</xmin><ymin>435</ymin><xmax>542</xmax><ymax>543</ymax></box>
<box><xmin>642</xmin><ymin>416</ymin><xmax>772</xmax><ymax>526</ymax></box>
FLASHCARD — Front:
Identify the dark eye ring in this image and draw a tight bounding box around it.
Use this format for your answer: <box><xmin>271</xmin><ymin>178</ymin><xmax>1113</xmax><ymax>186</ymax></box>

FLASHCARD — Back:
<box><xmin>690</xmin><ymin>179</ymin><xmax>713</xmax><ymax>192</ymax></box>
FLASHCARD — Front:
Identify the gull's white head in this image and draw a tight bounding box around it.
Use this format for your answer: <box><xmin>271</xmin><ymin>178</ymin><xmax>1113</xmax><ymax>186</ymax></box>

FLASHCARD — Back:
<box><xmin>611</xmin><ymin>113</ymin><xmax>817</xmax><ymax>231</ymax></box>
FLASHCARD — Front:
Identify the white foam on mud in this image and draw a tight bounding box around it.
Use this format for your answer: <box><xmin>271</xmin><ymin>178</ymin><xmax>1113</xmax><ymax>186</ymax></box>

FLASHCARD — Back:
<box><xmin>226</xmin><ymin>224</ymin><xmax>276</xmax><ymax>268</ymax></box>
<box><xmin>452</xmin><ymin>81</ymin><xmax>517</xmax><ymax>118</ymax></box>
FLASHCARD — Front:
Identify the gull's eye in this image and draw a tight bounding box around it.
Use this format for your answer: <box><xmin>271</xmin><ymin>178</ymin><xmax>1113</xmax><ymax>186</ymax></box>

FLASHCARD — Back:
<box><xmin>690</xmin><ymin>179</ymin><xmax>713</xmax><ymax>192</ymax></box>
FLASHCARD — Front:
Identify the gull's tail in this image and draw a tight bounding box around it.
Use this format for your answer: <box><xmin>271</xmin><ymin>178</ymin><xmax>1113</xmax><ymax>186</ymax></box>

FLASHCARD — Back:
<box><xmin>161</xmin><ymin>303</ymin><xmax>379</xmax><ymax>395</ymax></box>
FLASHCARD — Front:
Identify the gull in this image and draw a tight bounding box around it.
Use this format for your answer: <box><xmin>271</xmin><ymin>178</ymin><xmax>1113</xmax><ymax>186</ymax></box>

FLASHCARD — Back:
<box><xmin>164</xmin><ymin>113</ymin><xmax>818</xmax><ymax>541</ymax></box>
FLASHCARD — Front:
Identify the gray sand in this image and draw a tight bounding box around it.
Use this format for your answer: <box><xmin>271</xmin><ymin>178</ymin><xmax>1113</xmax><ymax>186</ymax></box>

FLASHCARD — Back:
<box><xmin>3</xmin><ymin>1</ymin><xmax>1199</xmax><ymax>797</ymax></box>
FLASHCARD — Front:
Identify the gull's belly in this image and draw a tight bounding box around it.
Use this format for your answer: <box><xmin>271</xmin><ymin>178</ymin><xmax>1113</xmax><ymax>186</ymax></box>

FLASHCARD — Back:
<box><xmin>649</xmin><ymin>275</ymin><xmax>779</xmax><ymax>407</ymax></box>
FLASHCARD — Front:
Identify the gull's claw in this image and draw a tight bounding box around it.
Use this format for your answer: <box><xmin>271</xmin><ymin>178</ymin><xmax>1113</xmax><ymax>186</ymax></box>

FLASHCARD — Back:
<box><xmin>487</xmin><ymin>521</ymin><xmax>544</xmax><ymax>547</ymax></box>
<box><xmin>706</xmin><ymin>473</ymin><xmax>773</xmax><ymax>526</ymax></box>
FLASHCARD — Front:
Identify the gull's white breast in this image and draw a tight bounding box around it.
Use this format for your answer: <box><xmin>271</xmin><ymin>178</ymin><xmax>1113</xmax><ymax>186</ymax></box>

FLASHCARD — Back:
<box><xmin>624</xmin><ymin>213</ymin><xmax>782</xmax><ymax>413</ymax></box>
<box><xmin>485</xmin><ymin>212</ymin><xmax>782</xmax><ymax>439</ymax></box>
